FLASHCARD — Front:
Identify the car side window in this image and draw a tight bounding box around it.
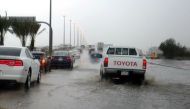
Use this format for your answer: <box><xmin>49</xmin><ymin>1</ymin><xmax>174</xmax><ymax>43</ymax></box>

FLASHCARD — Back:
<box><xmin>107</xmin><ymin>48</ymin><xmax>115</xmax><ymax>55</ymax></box>
<box><xmin>115</xmin><ymin>48</ymin><xmax>122</xmax><ymax>55</ymax></box>
<box><xmin>122</xmin><ymin>48</ymin><xmax>128</xmax><ymax>55</ymax></box>
<box><xmin>129</xmin><ymin>48</ymin><xmax>137</xmax><ymax>55</ymax></box>
<box><xmin>25</xmin><ymin>49</ymin><xmax>33</xmax><ymax>59</ymax></box>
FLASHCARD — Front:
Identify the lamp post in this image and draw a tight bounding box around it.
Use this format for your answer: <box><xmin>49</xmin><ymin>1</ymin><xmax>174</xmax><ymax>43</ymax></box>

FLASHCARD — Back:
<box><xmin>69</xmin><ymin>20</ymin><xmax>72</xmax><ymax>49</ymax></box>
<box><xmin>77</xmin><ymin>26</ymin><xmax>79</xmax><ymax>46</ymax></box>
<box><xmin>74</xmin><ymin>23</ymin><xmax>75</xmax><ymax>47</ymax></box>
<box><xmin>49</xmin><ymin>0</ymin><xmax>53</xmax><ymax>56</ymax></box>
<box><xmin>63</xmin><ymin>16</ymin><xmax>65</xmax><ymax>48</ymax></box>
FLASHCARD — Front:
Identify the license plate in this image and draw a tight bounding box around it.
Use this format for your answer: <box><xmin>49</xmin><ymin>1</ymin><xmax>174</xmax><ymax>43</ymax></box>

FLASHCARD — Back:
<box><xmin>121</xmin><ymin>71</ymin><xmax>129</xmax><ymax>75</ymax></box>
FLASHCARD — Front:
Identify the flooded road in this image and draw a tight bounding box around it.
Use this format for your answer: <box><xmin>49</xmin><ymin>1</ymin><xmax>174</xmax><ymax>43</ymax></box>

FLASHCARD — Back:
<box><xmin>0</xmin><ymin>50</ymin><xmax>190</xmax><ymax>109</ymax></box>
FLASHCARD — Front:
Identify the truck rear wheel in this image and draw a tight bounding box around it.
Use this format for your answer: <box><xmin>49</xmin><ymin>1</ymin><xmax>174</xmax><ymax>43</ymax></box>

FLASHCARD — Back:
<box><xmin>140</xmin><ymin>74</ymin><xmax>145</xmax><ymax>81</ymax></box>
<box><xmin>100</xmin><ymin>70</ymin><xmax>104</xmax><ymax>80</ymax></box>
<box><xmin>100</xmin><ymin>70</ymin><xmax>108</xmax><ymax>80</ymax></box>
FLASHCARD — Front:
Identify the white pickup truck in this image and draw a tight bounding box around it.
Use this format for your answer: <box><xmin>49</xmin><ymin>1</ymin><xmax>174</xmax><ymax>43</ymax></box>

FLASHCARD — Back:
<box><xmin>100</xmin><ymin>46</ymin><xmax>147</xmax><ymax>80</ymax></box>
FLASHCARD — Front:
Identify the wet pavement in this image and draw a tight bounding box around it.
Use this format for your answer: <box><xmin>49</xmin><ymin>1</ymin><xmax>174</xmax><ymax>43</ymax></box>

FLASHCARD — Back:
<box><xmin>0</xmin><ymin>50</ymin><xmax>190</xmax><ymax>109</ymax></box>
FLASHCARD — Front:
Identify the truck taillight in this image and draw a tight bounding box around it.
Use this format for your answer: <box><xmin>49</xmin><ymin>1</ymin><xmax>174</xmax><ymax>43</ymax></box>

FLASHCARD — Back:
<box><xmin>0</xmin><ymin>59</ymin><xmax>23</xmax><ymax>66</ymax></box>
<box><xmin>104</xmin><ymin>57</ymin><xmax>108</xmax><ymax>67</ymax></box>
<box><xmin>143</xmin><ymin>59</ymin><xmax>147</xmax><ymax>69</ymax></box>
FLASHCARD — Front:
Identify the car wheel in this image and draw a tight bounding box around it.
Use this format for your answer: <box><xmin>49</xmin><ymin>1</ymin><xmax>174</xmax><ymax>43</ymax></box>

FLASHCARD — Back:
<box><xmin>25</xmin><ymin>72</ymin><xmax>31</xmax><ymax>89</ymax></box>
<box><xmin>70</xmin><ymin>63</ymin><xmax>73</xmax><ymax>69</ymax></box>
<box><xmin>49</xmin><ymin>67</ymin><xmax>51</xmax><ymax>72</ymax></box>
<box><xmin>44</xmin><ymin>66</ymin><xmax>47</xmax><ymax>73</ymax></box>
<box><xmin>37</xmin><ymin>72</ymin><xmax>41</xmax><ymax>84</ymax></box>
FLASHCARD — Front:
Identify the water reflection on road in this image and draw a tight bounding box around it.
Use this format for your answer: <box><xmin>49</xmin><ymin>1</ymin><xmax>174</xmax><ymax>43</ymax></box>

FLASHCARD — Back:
<box><xmin>0</xmin><ymin>50</ymin><xmax>190</xmax><ymax>109</ymax></box>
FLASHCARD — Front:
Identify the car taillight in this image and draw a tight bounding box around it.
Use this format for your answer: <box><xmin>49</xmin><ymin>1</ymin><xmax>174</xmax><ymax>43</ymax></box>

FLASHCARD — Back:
<box><xmin>42</xmin><ymin>59</ymin><xmax>46</xmax><ymax>64</ymax></box>
<box><xmin>0</xmin><ymin>59</ymin><xmax>23</xmax><ymax>66</ymax></box>
<box><xmin>104</xmin><ymin>57</ymin><xmax>108</xmax><ymax>67</ymax></box>
<box><xmin>65</xmin><ymin>56</ymin><xmax>71</xmax><ymax>61</ymax></box>
<box><xmin>143</xmin><ymin>59</ymin><xmax>147</xmax><ymax>69</ymax></box>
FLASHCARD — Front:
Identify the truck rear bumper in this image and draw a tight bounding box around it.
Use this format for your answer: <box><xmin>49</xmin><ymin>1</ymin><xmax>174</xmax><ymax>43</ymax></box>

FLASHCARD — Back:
<box><xmin>104</xmin><ymin>68</ymin><xmax>146</xmax><ymax>74</ymax></box>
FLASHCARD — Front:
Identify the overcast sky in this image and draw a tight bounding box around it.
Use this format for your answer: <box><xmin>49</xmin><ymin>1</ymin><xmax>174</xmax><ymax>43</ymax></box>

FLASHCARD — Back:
<box><xmin>0</xmin><ymin>0</ymin><xmax>190</xmax><ymax>50</ymax></box>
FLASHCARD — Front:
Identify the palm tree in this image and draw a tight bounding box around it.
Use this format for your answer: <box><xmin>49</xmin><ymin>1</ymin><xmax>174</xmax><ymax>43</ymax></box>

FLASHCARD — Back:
<box><xmin>29</xmin><ymin>22</ymin><xmax>41</xmax><ymax>51</ymax></box>
<box><xmin>0</xmin><ymin>17</ymin><xmax>11</xmax><ymax>45</ymax></box>
<box><xmin>11</xmin><ymin>20</ymin><xmax>31</xmax><ymax>47</ymax></box>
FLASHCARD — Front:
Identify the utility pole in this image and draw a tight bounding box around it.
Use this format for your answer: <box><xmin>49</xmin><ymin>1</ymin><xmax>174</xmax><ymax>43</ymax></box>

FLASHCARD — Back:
<box><xmin>69</xmin><ymin>20</ymin><xmax>72</xmax><ymax>49</ymax></box>
<box><xmin>80</xmin><ymin>31</ymin><xmax>82</xmax><ymax>46</ymax></box>
<box><xmin>63</xmin><ymin>16</ymin><xmax>65</xmax><ymax>48</ymax></box>
<box><xmin>49</xmin><ymin>0</ymin><xmax>53</xmax><ymax>56</ymax></box>
<box><xmin>74</xmin><ymin>23</ymin><xmax>75</xmax><ymax>47</ymax></box>
<box><xmin>77</xmin><ymin>26</ymin><xmax>79</xmax><ymax>46</ymax></box>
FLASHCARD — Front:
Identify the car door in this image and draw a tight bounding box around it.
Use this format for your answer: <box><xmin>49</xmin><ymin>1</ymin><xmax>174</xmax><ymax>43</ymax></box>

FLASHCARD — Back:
<box><xmin>25</xmin><ymin>49</ymin><xmax>39</xmax><ymax>81</ymax></box>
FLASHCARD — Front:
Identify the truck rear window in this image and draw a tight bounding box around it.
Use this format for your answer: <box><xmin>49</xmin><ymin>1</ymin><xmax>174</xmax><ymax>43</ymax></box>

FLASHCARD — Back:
<box><xmin>122</xmin><ymin>48</ymin><xmax>128</xmax><ymax>55</ymax></box>
<box><xmin>107</xmin><ymin>48</ymin><xmax>115</xmax><ymax>55</ymax></box>
<box><xmin>129</xmin><ymin>48</ymin><xmax>137</xmax><ymax>55</ymax></box>
<box><xmin>115</xmin><ymin>48</ymin><xmax>122</xmax><ymax>55</ymax></box>
<box><xmin>107</xmin><ymin>48</ymin><xmax>137</xmax><ymax>56</ymax></box>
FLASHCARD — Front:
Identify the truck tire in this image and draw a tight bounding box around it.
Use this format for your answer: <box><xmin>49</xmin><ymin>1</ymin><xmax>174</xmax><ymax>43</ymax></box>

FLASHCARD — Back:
<box><xmin>140</xmin><ymin>74</ymin><xmax>145</xmax><ymax>81</ymax></box>
<box><xmin>100</xmin><ymin>70</ymin><xmax>108</xmax><ymax>80</ymax></box>
<box><xmin>100</xmin><ymin>70</ymin><xmax>104</xmax><ymax>80</ymax></box>
<box><xmin>70</xmin><ymin>63</ymin><xmax>73</xmax><ymax>69</ymax></box>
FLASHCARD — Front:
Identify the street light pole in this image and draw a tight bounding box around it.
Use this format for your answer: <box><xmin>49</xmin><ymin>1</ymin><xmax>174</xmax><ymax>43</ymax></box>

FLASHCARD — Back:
<box><xmin>74</xmin><ymin>23</ymin><xmax>75</xmax><ymax>47</ymax></box>
<box><xmin>49</xmin><ymin>0</ymin><xmax>53</xmax><ymax>56</ymax></box>
<box><xmin>63</xmin><ymin>16</ymin><xmax>65</xmax><ymax>48</ymax></box>
<box><xmin>69</xmin><ymin>20</ymin><xmax>72</xmax><ymax>49</ymax></box>
<box><xmin>77</xmin><ymin>26</ymin><xmax>79</xmax><ymax>46</ymax></box>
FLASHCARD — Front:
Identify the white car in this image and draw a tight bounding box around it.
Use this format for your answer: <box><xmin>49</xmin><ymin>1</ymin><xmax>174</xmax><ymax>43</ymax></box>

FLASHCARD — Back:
<box><xmin>0</xmin><ymin>46</ymin><xmax>41</xmax><ymax>89</ymax></box>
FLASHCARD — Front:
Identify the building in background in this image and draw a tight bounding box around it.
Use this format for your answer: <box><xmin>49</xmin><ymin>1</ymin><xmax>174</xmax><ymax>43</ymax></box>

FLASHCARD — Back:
<box><xmin>147</xmin><ymin>47</ymin><xmax>163</xmax><ymax>59</ymax></box>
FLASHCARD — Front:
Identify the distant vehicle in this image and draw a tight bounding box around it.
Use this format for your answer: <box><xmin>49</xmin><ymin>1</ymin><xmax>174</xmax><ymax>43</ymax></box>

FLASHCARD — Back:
<box><xmin>81</xmin><ymin>45</ymin><xmax>85</xmax><ymax>49</ymax></box>
<box><xmin>97</xmin><ymin>42</ymin><xmax>104</xmax><ymax>51</ymax></box>
<box><xmin>88</xmin><ymin>45</ymin><xmax>95</xmax><ymax>49</ymax></box>
<box><xmin>32</xmin><ymin>51</ymin><xmax>51</xmax><ymax>73</ymax></box>
<box><xmin>75</xmin><ymin>47</ymin><xmax>82</xmax><ymax>53</ymax></box>
<box><xmin>100</xmin><ymin>46</ymin><xmax>147</xmax><ymax>80</ymax></box>
<box><xmin>50</xmin><ymin>50</ymin><xmax>75</xmax><ymax>69</ymax></box>
<box><xmin>89</xmin><ymin>48</ymin><xmax>95</xmax><ymax>54</ymax></box>
<box><xmin>90</xmin><ymin>52</ymin><xmax>102</xmax><ymax>63</ymax></box>
<box><xmin>0</xmin><ymin>46</ymin><xmax>41</xmax><ymax>89</ymax></box>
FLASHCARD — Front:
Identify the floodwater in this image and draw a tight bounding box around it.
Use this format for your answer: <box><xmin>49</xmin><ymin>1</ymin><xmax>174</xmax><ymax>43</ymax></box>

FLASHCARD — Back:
<box><xmin>0</xmin><ymin>50</ymin><xmax>190</xmax><ymax>109</ymax></box>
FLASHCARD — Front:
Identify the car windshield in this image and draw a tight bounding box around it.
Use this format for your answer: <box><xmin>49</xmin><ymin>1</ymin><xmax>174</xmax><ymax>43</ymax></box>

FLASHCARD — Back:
<box><xmin>32</xmin><ymin>53</ymin><xmax>44</xmax><ymax>59</ymax></box>
<box><xmin>0</xmin><ymin>47</ymin><xmax>21</xmax><ymax>57</ymax></box>
<box><xmin>53</xmin><ymin>51</ymin><xmax>69</xmax><ymax>56</ymax></box>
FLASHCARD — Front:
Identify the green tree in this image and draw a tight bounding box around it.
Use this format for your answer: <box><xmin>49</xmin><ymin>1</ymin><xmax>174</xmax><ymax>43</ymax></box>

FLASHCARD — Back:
<box><xmin>29</xmin><ymin>22</ymin><xmax>41</xmax><ymax>51</ymax></box>
<box><xmin>0</xmin><ymin>17</ymin><xmax>11</xmax><ymax>45</ymax></box>
<box><xmin>159</xmin><ymin>38</ymin><xmax>190</xmax><ymax>59</ymax></box>
<box><xmin>159</xmin><ymin>38</ymin><xmax>177</xmax><ymax>59</ymax></box>
<box><xmin>11</xmin><ymin>20</ymin><xmax>31</xmax><ymax>47</ymax></box>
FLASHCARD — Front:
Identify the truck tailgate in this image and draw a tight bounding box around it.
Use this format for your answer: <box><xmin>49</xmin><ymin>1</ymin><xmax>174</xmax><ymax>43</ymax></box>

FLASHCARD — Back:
<box><xmin>107</xmin><ymin>55</ymin><xmax>143</xmax><ymax>70</ymax></box>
